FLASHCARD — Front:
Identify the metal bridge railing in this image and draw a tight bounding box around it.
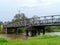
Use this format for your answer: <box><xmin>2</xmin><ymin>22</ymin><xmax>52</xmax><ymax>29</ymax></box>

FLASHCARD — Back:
<box><xmin>29</xmin><ymin>15</ymin><xmax>60</xmax><ymax>26</ymax></box>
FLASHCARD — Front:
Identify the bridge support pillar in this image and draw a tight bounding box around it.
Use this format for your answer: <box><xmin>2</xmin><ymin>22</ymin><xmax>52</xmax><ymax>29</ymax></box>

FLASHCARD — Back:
<box><xmin>43</xmin><ymin>27</ymin><xmax>45</xmax><ymax>35</ymax></box>
<box><xmin>38</xmin><ymin>30</ymin><xmax>40</xmax><ymax>35</ymax></box>
<box><xmin>31</xmin><ymin>30</ymin><xmax>34</xmax><ymax>37</ymax></box>
<box><xmin>34</xmin><ymin>30</ymin><xmax>37</xmax><ymax>36</ymax></box>
<box><xmin>26</xmin><ymin>30</ymin><xmax>29</xmax><ymax>36</ymax></box>
<box><xmin>5</xmin><ymin>28</ymin><xmax>8</xmax><ymax>34</ymax></box>
<box><xmin>30</xmin><ymin>30</ymin><xmax>37</xmax><ymax>36</ymax></box>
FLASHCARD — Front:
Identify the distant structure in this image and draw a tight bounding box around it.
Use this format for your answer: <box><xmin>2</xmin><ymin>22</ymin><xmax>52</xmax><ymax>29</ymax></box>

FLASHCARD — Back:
<box><xmin>1</xmin><ymin>11</ymin><xmax>60</xmax><ymax>36</ymax></box>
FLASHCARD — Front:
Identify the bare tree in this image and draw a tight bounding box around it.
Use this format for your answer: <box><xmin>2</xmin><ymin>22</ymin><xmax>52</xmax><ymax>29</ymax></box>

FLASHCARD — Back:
<box><xmin>30</xmin><ymin>15</ymin><xmax>39</xmax><ymax>24</ymax></box>
<box><xmin>12</xmin><ymin>11</ymin><xmax>27</xmax><ymax>26</ymax></box>
<box><xmin>20</xmin><ymin>13</ymin><xmax>27</xmax><ymax>26</ymax></box>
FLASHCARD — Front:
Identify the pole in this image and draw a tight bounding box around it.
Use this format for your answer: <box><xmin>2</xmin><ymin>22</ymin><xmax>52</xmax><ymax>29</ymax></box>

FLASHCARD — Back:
<box><xmin>5</xmin><ymin>27</ymin><xmax>7</xmax><ymax>34</ymax></box>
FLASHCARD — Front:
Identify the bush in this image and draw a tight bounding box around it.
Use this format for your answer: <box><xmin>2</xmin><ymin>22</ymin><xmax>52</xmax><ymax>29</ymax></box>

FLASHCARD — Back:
<box><xmin>17</xmin><ymin>28</ymin><xmax>25</xmax><ymax>33</ymax></box>
<box><xmin>0</xmin><ymin>38</ymin><xmax>8</xmax><ymax>42</ymax></box>
<box><xmin>45</xmin><ymin>26</ymin><xmax>52</xmax><ymax>32</ymax></box>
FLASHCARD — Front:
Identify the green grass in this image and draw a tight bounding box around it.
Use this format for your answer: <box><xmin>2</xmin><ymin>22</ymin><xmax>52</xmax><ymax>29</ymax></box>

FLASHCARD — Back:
<box><xmin>0</xmin><ymin>38</ymin><xmax>8</xmax><ymax>42</ymax></box>
<box><xmin>53</xmin><ymin>29</ymin><xmax>60</xmax><ymax>32</ymax></box>
<box><xmin>0</xmin><ymin>35</ymin><xmax>60</xmax><ymax>45</ymax></box>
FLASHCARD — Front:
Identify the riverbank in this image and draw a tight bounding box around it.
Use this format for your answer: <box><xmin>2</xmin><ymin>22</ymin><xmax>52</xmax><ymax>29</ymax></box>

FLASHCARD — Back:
<box><xmin>0</xmin><ymin>35</ymin><xmax>60</xmax><ymax>45</ymax></box>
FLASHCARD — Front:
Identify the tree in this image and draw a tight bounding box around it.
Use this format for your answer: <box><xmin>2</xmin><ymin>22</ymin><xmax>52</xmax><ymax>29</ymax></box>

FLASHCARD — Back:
<box><xmin>0</xmin><ymin>21</ymin><xmax>3</xmax><ymax>25</ymax></box>
<box><xmin>20</xmin><ymin>13</ymin><xmax>27</xmax><ymax>26</ymax></box>
<box><xmin>13</xmin><ymin>13</ymin><xmax>21</xmax><ymax>21</ymax></box>
<box><xmin>12</xmin><ymin>11</ymin><xmax>28</xmax><ymax>26</ymax></box>
<box><xmin>31</xmin><ymin>15</ymin><xmax>39</xmax><ymax>24</ymax></box>
<box><xmin>45</xmin><ymin>26</ymin><xmax>52</xmax><ymax>32</ymax></box>
<box><xmin>0</xmin><ymin>21</ymin><xmax>3</xmax><ymax>32</ymax></box>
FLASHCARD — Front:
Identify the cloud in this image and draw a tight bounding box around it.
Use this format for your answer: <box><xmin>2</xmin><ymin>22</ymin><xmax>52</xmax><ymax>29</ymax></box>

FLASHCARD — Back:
<box><xmin>15</xmin><ymin>0</ymin><xmax>39</xmax><ymax>7</ymax></box>
<box><xmin>1</xmin><ymin>0</ymin><xmax>60</xmax><ymax>8</ymax></box>
<box><xmin>0</xmin><ymin>0</ymin><xmax>60</xmax><ymax>22</ymax></box>
<box><xmin>14</xmin><ymin>0</ymin><xmax>60</xmax><ymax>7</ymax></box>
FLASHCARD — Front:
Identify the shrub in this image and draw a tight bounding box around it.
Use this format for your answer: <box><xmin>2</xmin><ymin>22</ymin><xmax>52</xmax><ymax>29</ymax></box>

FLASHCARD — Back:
<box><xmin>17</xmin><ymin>28</ymin><xmax>25</xmax><ymax>33</ymax></box>
<box><xmin>45</xmin><ymin>26</ymin><xmax>52</xmax><ymax>32</ymax></box>
<box><xmin>0</xmin><ymin>38</ymin><xmax>8</xmax><ymax>42</ymax></box>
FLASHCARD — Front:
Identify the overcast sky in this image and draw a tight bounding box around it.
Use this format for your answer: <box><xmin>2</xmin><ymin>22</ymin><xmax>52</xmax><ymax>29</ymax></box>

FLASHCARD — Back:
<box><xmin>0</xmin><ymin>0</ymin><xmax>60</xmax><ymax>22</ymax></box>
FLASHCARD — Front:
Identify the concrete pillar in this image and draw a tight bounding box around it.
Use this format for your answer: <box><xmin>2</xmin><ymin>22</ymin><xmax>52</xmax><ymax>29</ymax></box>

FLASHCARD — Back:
<box><xmin>31</xmin><ymin>30</ymin><xmax>34</xmax><ymax>36</ymax></box>
<box><xmin>1</xmin><ymin>25</ymin><xmax>4</xmax><ymax>33</ymax></box>
<box><xmin>43</xmin><ymin>28</ymin><xmax>45</xmax><ymax>35</ymax></box>
<box><xmin>30</xmin><ymin>30</ymin><xmax>37</xmax><ymax>36</ymax></box>
<box><xmin>16</xmin><ymin>29</ymin><xmax>18</xmax><ymax>34</ymax></box>
<box><xmin>5</xmin><ymin>28</ymin><xmax>7</xmax><ymax>34</ymax></box>
<box><xmin>38</xmin><ymin>30</ymin><xmax>40</xmax><ymax>35</ymax></box>
<box><xmin>15</xmin><ymin>28</ymin><xmax>17</xmax><ymax>34</ymax></box>
<box><xmin>26</xmin><ymin>30</ymin><xmax>29</xmax><ymax>36</ymax></box>
<box><xmin>34</xmin><ymin>30</ymin><xmax>37</xmax><ymax>36</ymax></box>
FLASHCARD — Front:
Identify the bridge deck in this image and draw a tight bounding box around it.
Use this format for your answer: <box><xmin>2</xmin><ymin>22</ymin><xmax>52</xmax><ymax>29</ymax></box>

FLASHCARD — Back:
<box><xmin>4</xmin><ymin>15</ymin><xmax>60</xmax><ymax>28</ymax></box>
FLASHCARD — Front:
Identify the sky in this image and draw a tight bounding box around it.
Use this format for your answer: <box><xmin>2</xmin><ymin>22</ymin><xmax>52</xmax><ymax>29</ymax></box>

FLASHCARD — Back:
<box><xmin>0</xmin><ymin>0</ymin><xmax>60</xmax><ymax>22</ymax></box>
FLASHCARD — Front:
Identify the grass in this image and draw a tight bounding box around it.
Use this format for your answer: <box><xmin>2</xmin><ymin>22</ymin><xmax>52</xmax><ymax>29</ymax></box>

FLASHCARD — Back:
<box><xmin>0</xmin><ymin>38</ymin><xmax>8</xmax><ymax>42</ymax></box>
<box><xmin>0</xmin><ymin>35</ymin><xmax>60</xmax><ymax>45</ymax></box>
<box><xmin>53</xmin><ymin>29</ymin><xmax>60</xmax><ymax>32</ymax></box>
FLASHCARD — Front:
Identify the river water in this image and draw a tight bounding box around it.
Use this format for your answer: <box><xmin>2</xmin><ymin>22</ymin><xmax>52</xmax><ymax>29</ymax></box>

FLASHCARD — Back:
<box><xmin>0</xmin><ymin>33</ymin><xmax>27</xmax><ymax>39</ymax></box>
<box><xmin>46</xmin><ymin>32</ymin><xmax>60</xmax><ymax>35</ymax></box>
<box><xmin>0</xmin><ymin>32</ymin><xmax>60</xmax><ymax>39</ymax></box>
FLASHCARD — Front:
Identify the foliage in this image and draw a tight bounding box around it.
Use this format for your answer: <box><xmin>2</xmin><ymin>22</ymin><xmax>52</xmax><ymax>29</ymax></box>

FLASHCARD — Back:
<box><xmin>53</xmin><ymin>29</ymin><xmax>60</xmax><ymax>32</ymax></box>
<box><xmin>13</xmin><ymin>12</ymin><xmax>27</xmax><ymax>21</ymax></box>
<box><xmin>0</xmin><ymin>21</ymin><xmax>3</xmax><ymax>32</ymax></box>
<box><xmin>55</xmin><ymin>26</ymin><xmax>60</xmax><ymax>29</ymax></box>
<box><xmin>0</xmin><ymin>26</ymin><xmax>2</xmax><ymax>32</ymax></box>
<box><xmin>45</xmin><ymin>26</ymin><xmax>52</xmax><ymax>32</ymax></box>
<box><xmin>0</xmin><ymin>38</ymin><xmax>8</xmax><ymax>42</ymax></box>
<box><xmin>0</xmin><ymin>21</ymin><xmax>3</xmax><ymax>25</ymax></box>
<box><xmin>32</xmin><ymin>15</ymin><xmax>39</xmax><ymax>24</ymax></box>
<box><xmin>12</xmin><ymin>12</ymin><xmax>27</xmax><ymax>26</ymax></box>
<box><xmin>17</xmin><ymin>28</ymin><xmax>25</xmax><ymax>33</ymax></box>
<box><xmin>45</xmin><ymin>26</ymin><xmax>60</xmax><ymax>32</ymax></box>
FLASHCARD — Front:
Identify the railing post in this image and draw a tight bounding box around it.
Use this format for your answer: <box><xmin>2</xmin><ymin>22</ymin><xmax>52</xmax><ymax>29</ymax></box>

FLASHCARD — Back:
<box><xmin>39</xmin><ymin>20</ymin><xmax>41</xmax><ymax>24</ymax></box>
<box><xmin>38</xmin><ymin>17</ymin><xmax>40</xmax><ymax>24</ymax></box>
<box><xmin>32</xmin><ymin>18</ymin><xmax>34</xmax><ymax>25</ymax></box>
<box><xmin>5</xmin><ymin>27</ymin><xmax>7</xmax><ymax>34</ymax></box>
<box><xmin>44</xmin><ymin>16</ymin><xmax>46</xmax><ymax>24</ymax></box>
<box><xmin>52</xmin><ymin>16</ymin><xmax>54</xmax><ymax>23</ymax></box>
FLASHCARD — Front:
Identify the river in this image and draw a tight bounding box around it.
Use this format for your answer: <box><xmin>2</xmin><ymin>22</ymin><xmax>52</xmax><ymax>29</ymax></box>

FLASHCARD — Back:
<box><xmin>0</xmin><ymin>33</ymin><xmax>27</xmax><ymax>39</ymax></box>
<box><xmin>0</xmin><ymin>32</ymin><xmax>60</xmax><ymax>39</ymax></box>
<box><xmin>46</xmin><ymin>32</ymin><xmax>60</xmax><ymax>35</ymax></box>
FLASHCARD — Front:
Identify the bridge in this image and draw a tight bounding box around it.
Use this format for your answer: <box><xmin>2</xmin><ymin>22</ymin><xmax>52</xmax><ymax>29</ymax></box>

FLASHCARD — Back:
<box><xmin>3</xmin><ymin>15</ymin><xmax>60</xmax><ymax>36</ymax></box>
<box><xmin>25</xmin><ymin>15</ymin><xmax>60</xmax><ymax>36</ymax></box>
<box><xmin>30</xmin><ymin>15</ymin><xmax>60</xmax><ymax>26</ymax></box>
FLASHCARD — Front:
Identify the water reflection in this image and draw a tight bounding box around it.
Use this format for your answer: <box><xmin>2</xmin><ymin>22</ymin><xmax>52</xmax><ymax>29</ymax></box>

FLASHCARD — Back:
<box><xmin>0</xmin><ymin>32</ymin><xmax>60</xmax><ymax>39</ymax></box>
<box><xmin>0</xmin><ymin>33</ymin><xmax>27</xmax><ymax>39</ymax></box>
